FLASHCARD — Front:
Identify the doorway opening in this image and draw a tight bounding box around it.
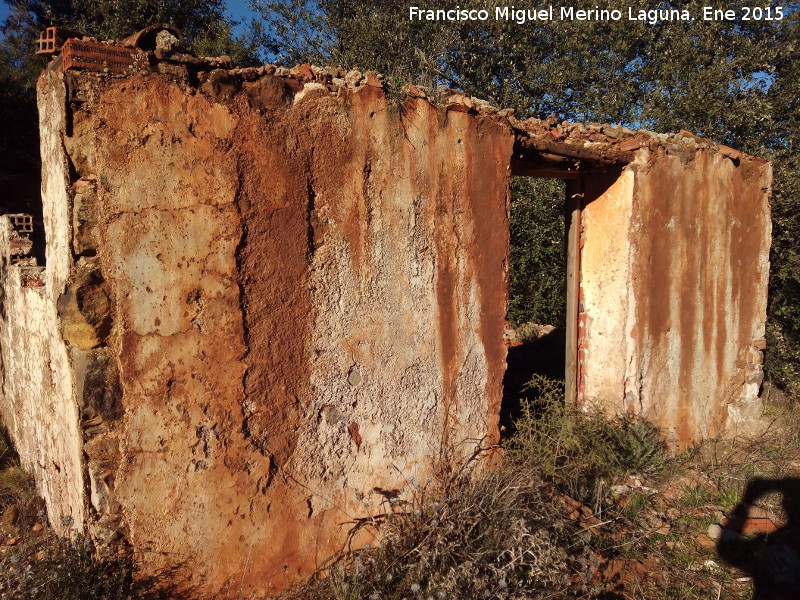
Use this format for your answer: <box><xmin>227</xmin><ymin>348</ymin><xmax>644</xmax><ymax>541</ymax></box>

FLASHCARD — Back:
<box><xmin>497</xmin><ymin>131</ymin><xmax>631</xmax><ymax>438</ymax></box>
<box><xmin>501</xmin><ymin>175</ymin><xmax>568</xmax><ymax>435</ymax></box>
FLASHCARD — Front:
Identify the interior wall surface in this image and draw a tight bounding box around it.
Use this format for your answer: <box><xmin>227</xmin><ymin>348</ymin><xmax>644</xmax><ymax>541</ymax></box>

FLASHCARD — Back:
<box><xmin>39</xmin><ymin>70</ymin><xmax>514</xmax><ymax>597</ymax></box>
<box><xmin>578</xmin><ymin>168</ymin><xmax>636</xmax><ymax>407</ymax></box>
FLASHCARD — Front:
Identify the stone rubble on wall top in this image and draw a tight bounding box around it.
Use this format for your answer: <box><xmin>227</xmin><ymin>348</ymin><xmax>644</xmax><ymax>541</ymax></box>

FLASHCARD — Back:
<box><xmin>53</xmin><ymin>35</ymin><xmax>767</xmax><ymax>166</ymax></box>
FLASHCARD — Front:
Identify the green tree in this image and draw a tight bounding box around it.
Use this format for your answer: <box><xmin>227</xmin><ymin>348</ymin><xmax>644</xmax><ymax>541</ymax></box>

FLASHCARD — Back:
<box><xmin>764</xmin><ymin>13</ymin><xmax>800</xmax><ymax>396</ymax></box>
<box><xmin>3</xmin><ymin>0</ymin><xmax>257</xmax><ymax>63</ymax></box>
<box><xmin>507</xmin><ymin>177</ymin><xmax>566</xmax><ymax>327</ymax></box>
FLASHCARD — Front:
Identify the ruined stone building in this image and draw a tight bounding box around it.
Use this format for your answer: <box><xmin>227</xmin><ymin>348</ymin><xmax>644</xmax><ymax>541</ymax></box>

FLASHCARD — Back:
<box><xmin>0</xmin><ymin>27</ymin><xmax>771</xmax><ymax>598</ymax></box>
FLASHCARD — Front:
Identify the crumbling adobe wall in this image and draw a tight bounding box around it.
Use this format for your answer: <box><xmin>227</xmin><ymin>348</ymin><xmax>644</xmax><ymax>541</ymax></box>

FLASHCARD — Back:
<box><xmin>577</xmin><ymin>146</ymin><xmax>771</xmax><ymax>447</ymax></box>
<box><xmin>35</xmin><ymin>66</ymin><xmax>513</xmax><ymax>596</ymax></box>
<box><xmin>627</xmin><ymin>147</ymin><xmax>771</xmax><ymax>446</ymax></box>
<box><xmin>0</xmin><ymin>69</ymin><xmax>85</xmax><ymax>534</ymax></box>
<box><xmin>0</xmin><ymin>48</ymin><xmax>772</xmax><ymax>598</ymax></box>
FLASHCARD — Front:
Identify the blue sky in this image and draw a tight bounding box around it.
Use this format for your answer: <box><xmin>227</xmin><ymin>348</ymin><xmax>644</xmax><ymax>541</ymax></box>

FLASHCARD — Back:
<box><xmin>226</xmin><ymin>0</ymin><xmax>258</xmax><ymax>34</ymax></box>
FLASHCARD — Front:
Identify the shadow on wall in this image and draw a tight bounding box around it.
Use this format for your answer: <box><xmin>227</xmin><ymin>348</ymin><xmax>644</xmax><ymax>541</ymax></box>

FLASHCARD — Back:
<box><xmin>500</xmin><ymin>327</ymin><xmax>566</xmax><ymax>437</ymax></box>
<box><xmin>717</xmin><ymin>477</ymin><xmax>800</xmax><ymax>599</ymax></box>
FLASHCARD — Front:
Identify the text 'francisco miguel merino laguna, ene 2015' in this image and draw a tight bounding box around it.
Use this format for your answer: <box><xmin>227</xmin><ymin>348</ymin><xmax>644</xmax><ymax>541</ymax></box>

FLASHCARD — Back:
<box><xmin>407</xmin><ymin>6</ymin><xmax>785</xmax><ymax>25</ymax></box>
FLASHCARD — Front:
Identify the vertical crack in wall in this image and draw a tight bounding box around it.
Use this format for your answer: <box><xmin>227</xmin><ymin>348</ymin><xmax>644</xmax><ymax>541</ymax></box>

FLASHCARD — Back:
<box><xmin>306</xmin><ymin>181</ymin><xmax>316</xmax><ymax>262</ymax></box>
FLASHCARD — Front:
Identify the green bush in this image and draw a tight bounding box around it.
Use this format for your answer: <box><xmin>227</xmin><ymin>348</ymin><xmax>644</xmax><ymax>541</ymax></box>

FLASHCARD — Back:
<box><xmin>506</xmin><ymin>375</ymin><xmax>668</xmax><ymax>510</ymax></box>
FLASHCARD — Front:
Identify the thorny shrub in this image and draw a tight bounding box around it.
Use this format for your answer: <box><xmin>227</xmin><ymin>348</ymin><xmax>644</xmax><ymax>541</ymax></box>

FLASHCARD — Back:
<box><xmin>506</xmin><ymin>374</ymin><xmax>669</xmax><ymax>511</ymax></box>
<box><xmin>283</xmin><ymin>467</ymin><xmax>598</xmax><ymax>600</ymax></box>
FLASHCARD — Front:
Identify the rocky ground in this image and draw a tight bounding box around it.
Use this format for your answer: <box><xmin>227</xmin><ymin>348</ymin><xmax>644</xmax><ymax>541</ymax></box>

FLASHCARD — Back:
<box><xmin>575</xmin><ymin>431</ymin><xmax>800</xmax><ymax>599</ymax></box>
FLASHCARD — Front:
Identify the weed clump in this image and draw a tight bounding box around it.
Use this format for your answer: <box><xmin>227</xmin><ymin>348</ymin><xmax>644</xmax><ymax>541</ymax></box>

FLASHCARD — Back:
<box><xmin>506</xmin><ymin>374</ymin><xmax>669</xmax><ymax>510</ymax></box>
<box><xmin>284</xmin><ymin>467</ymin><xmax>596</xmax><ymax>600</ymax></box>
<box><xmin>0</xmin><ymin>536</ymin><xmax>136</xmax><ymax>600</ymax></box>
<box><xmin>0</xmin><ymin>427</ymin><xmax>138</xmax><ymax>600</ymax></box>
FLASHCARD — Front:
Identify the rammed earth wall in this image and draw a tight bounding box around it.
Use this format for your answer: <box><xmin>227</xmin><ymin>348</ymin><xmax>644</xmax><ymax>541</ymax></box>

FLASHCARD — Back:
<box><xmin>0</xmin><ymin>54</ymin><xmax>770</xmax><ymax>597</ymax></box>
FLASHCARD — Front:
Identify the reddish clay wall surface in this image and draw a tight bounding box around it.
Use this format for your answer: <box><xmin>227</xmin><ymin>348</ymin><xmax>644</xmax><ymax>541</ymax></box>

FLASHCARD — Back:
<box><xmin>628</xmin><ymin>148</ymin><xmax>771</xmax><ymax>446</ymax></box>
<box><xmin>0</xmin><ymin>52</ymin><xmax>771</xmax><ymax>598</ymax></box>
<box><xmin>46</xmin><ymin>69</ymin><xmax>513</xmax><ymax>596</ymax></box>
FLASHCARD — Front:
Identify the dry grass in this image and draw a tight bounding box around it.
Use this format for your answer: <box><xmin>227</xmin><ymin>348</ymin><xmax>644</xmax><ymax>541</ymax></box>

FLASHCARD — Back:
<box><xmin>283</xmin><ymin>466</ymin><xmax>597</xmax><ymax>600</ymax></box>
<box><xmin>0</xmin><ymin>426</ymin><xmax>140</xmax><ymax>600</ymax></box>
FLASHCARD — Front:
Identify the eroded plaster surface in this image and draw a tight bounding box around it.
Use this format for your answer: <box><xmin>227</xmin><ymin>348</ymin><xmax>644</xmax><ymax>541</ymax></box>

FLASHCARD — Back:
<box><xmin>0</xmin><ymin>53</ymin><xmax>771</xmax><ymax>597</ymax></box>
<box><xmin>0</xmin><ymin>69</ymin><xmax>84</xmax><ymax>534</ymax></box>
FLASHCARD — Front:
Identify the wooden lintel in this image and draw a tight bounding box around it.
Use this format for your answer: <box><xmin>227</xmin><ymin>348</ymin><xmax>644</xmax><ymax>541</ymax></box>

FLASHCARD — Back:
<box><xmin>511</xmin><ymin>165</ymin><xmax>582</xmax><ymax>179</ymax></box>
<box><xmin>514</xmin><ymin>134</ymin><xmax>635</xmax><ymax>165</ymax></box>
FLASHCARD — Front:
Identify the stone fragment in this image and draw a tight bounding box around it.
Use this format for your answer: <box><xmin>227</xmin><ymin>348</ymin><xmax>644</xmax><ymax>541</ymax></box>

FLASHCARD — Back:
<box><xmin>472</xmin><ymin>98</ymin><xmax>497</xmax><ymax>113</ymax></box>
<box><xmin>199</xmin><ymin>68</ymin><xmax>241</xmax><ymax>101</ymax></box>
<box><xmin>242</xmin><ymin>75</ymin><xmax>291</xmax><ymax>110</ymax></box>
<box><xmin>72</xmin><ymin>178</ymin><xmax>99</xmax><ymax>256</ymax></box>
<box><xmin>57</xmin><ymin>259</ymin><xmax>112</xmax><ymax>350</ymax></box>
<box><xmin>407</xmin><ymin>83</ymin><xmax>421</xmax><ymax>97</ymax></box>
<box><xmin>446</xmin><ymin>93</ymin><xmax>475</xmax><ymax>112</ymax></box>
<box><xmin>155</xmin><ymin>30</ymin><xmax>180</xmax><ymax>53</ymax></box>
<box><xmin>290</xmin><ymin>64</ymin><xmax>314</xmax><ymax>80</ymax></box>
<box><xmin>719</xmin><ymin>145</ymin><xmax>742</xmax><ymax>160</ymax></box>
<box><xmin>610</xmin><ymin>484</ymin><xmax>630</xmax><ymax>498</ymax></box>
<box><xmin>156</xmin><ymin>61</ymin><xmax>189</xmax><ymax>80</ymax></box>
<box><xmin>293</xmin><ymin>81</ymin><xmax>327</xmax><ymax>103</ymax></box>
<box><xmin>364</xmin><ymin>71</ymin><xmax>382</xmax><ymax>88</ymax></box>
<box><xmin>345</xmin><ymin>69</ymin><xmax>363</xmax><ymax>86</ymax></box>
<box><xmin>697</xmin><ymin>533</ymin><xmax>717</xmax><ymax>548</ymax></box>
<box><xmin>722</xmin><ymin>516</ymin><xmax>777</xmax><ymax>535</ymax></box>
<box><xmin>347</xmin><ymin>368</ymin><xmax>362</xmax><ymax>386</ymax></box>
<box><xmin>619</xmin><ymin>138</ymin><xmax>643</xmax><ymax>152</ymax></box>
